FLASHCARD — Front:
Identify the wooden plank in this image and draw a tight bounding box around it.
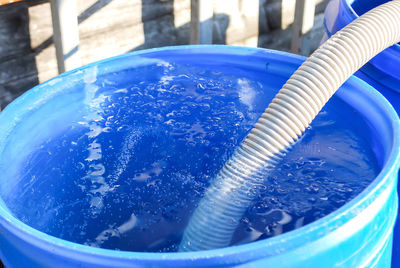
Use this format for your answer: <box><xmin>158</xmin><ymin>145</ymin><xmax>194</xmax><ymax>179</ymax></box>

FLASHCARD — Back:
<box><xmin>0</xmin><ymin>0</ymin><xmax>47</xmax><ymax>7</ymax></box>
<box><xmin>0</xmin><ymin>1</ymin><xmax>39</xmax><ymax>109</ymax></box>
<box><xmin>190</xmin><ymin>0</ymin><xmax>200</xmax><ymax>44</ymax></box>
<box><xmin>0</xmin><ymin>0</ymin><xmax>23</xmax><ymax>5</ymax></box>
<box><xmin>49</xmin><ymin>0</ymin><xmax>81</xmax><ymax>73</ymax></box>
<box><xmin>190</xmin><ymin>0</ymin><xmax>213</xmax><ymax>44</ymax></box>
<box><xmin>0</xmin><ymin>53</ymin><xmax>39</xmax><ymax>109</ymax></box>
<box><xmin>291</xmin><ymin>0</ymin><xmax>315</xmax><ymax>54</ymax></box>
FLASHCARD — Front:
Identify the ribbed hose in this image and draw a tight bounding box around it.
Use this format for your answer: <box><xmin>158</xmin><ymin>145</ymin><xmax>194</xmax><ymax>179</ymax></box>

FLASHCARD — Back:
<box><xmin>179</xmin><ymin>0</ymin><xmax>400</xmax><ymax>252</ymax></box>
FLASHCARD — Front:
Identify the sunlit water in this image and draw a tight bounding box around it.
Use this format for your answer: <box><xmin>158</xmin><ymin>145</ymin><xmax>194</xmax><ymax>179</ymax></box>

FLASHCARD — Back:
<box><xmin>0</xmin><ymin>57</ymin><xmax>379</xmax><ymax>252</ymax></box>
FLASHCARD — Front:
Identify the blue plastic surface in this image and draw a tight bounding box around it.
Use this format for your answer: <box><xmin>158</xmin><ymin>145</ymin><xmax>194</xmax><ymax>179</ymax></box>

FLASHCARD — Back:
<box><xmin>323</xmin><ymin>1</ymin><xmax>400</xmax><ymax>266</ymax></box>
<box><xmin>0</xmin><ymin>46</ymin><xmax>399</xmax><ymax>267</ymax></box>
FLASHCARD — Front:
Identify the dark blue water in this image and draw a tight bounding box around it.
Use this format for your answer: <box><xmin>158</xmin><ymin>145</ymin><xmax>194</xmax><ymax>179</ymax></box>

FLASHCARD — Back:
<box><xmin>0</xmin><ymin>57</ymin><xmax>379</xmax><ymax>252</ymax></box>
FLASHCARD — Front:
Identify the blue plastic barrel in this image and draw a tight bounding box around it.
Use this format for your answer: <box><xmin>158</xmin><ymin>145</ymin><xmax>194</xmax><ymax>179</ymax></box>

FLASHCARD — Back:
<box><xmin>0</xmin><ymin>46</ymin><xmax>399</xmax><ymax>267</ymax></box>
<box><xmin>323</xmin><ymin>1</ymin><xmax>400</xmax><ymax>266</ymax></box>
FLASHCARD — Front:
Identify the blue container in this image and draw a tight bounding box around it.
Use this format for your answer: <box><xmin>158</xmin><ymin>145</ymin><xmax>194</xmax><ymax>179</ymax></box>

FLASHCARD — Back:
<box><xmin>323</xmin><ymin>1</ymin><xmax>400</xmax><ymax>266</ymax></box>
<box><xmin>0</xmin><ymin>46</ymin><xmax>399</xmax><ymax>267</ymax></box>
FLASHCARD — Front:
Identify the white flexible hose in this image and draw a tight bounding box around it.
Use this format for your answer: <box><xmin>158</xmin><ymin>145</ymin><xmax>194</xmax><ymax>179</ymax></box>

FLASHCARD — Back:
<box><xmin>179</xmin><ymin>0</ymin><xmax>400</xmax><ymax>252</ymax></box>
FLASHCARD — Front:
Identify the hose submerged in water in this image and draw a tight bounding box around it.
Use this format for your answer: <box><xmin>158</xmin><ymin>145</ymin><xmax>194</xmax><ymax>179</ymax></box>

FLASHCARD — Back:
<box><xmin>179</xmin><ymin>0</ymin><xmax>400</xmax><ymax>252</ymax></box>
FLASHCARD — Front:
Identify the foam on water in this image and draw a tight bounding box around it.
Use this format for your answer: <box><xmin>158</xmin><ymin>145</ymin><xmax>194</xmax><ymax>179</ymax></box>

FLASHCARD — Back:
<box><xmin>0</xmin><ymin>57</ymin><xmax>379</xmax><ymax>252</ymax></box>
